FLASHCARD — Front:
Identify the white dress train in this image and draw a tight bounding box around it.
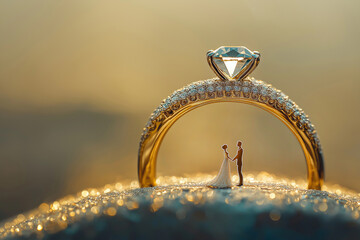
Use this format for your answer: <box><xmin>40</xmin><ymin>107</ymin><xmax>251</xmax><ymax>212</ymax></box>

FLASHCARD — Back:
<box><xmin>207</xmin><ymin>153</ymin><xmax>233</xmax><ymax>188</ymax></box>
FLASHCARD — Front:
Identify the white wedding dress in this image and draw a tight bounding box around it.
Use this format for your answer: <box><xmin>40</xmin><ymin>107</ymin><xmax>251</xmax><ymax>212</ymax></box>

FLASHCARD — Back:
<box><xmin>207</xmin><ymin>153</ymin><xmax>233</xmax><ymax>188</ymax></box>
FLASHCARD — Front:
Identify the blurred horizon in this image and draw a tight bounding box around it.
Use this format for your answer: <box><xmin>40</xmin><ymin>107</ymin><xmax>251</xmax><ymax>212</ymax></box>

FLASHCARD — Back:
<box><xmin>0</xmin><ymin>0</ymin><xmax>359</xmax><ymax>220</ymax></box>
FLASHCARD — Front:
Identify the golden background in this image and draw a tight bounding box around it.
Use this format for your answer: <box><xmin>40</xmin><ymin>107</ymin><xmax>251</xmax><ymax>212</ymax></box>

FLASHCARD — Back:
<box><xmin>0</xmin><ymin>0</ymin><xmax>359</xmax><ymax>220</ymax></box>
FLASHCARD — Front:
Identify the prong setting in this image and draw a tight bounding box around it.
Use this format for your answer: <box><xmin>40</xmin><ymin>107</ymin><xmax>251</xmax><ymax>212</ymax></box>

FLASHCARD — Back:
<box><xmin>207</xmin><ymin>46</ymin><xmax>261</xmax><ymax>81</ymax></box>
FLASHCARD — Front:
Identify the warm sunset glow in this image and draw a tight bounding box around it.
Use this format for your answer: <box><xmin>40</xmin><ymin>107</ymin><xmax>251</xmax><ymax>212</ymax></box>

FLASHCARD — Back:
<box><xmin>0</xmin><ymin>0</ymin><xmax>359</xmax><ymax>226</ymax></box>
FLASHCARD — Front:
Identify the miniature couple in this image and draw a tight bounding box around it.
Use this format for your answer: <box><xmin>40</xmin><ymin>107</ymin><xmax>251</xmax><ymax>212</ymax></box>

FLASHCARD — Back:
<box><xmin>207</xmin><ymin>141</ymin><xmax>244</xmax><ymax>188</ymax></box>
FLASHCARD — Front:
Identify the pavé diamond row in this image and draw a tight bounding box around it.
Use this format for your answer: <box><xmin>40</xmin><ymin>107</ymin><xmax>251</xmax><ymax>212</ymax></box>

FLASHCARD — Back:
<box><xmin>140</xmin><ymin>77</ymin><xmax>320</xmax><ymax>148</ymax></box>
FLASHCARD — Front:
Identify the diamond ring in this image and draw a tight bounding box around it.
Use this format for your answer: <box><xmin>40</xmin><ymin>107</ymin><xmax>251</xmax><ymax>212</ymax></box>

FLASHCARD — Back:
<box><xmin>138</xmin><ymin>46</ymin><xmax>324</xmax><ymax>190</ymax></box>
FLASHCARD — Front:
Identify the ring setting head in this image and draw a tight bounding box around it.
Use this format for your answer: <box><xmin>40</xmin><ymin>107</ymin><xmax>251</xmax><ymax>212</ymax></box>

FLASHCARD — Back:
<box><xmin>207</xmin><ymin>46</ymin><xmax>260</xmax><ymax>81</ymax></box>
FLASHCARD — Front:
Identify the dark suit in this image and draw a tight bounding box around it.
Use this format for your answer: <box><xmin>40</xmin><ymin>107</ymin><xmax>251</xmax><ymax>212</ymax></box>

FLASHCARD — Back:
<box><xmin>234</xmin><ymin>148</ymin><xmax>243</xmax><ymax>186</ymax></box>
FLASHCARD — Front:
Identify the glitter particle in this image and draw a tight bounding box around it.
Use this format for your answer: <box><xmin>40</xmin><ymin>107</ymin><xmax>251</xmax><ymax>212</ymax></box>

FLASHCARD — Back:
<box><xmin>37</xmin><ymin>225</ymin><xmax>43</xmax><ymax>231</ymax></box>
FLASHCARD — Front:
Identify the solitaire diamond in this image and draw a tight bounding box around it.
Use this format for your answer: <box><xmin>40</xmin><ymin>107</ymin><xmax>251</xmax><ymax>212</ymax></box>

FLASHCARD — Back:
<box><xmin>210</xmin><ymin>46</ymin><xmax>258</xmax><ymax>80</ymax></box>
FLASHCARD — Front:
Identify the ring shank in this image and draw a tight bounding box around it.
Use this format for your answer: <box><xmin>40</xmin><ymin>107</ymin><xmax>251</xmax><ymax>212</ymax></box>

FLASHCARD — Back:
<box><xmin>138</xmin><ymin>78</ymin><xmax>324</xmax><ymax>190</ymax></box>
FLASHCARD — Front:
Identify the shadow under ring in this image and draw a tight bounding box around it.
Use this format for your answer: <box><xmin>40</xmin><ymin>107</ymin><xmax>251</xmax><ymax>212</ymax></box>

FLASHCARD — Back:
<box><xmin>138</xmin><ymin>78</ymin><xmax>324</xmax><ymax>190</ymax></box>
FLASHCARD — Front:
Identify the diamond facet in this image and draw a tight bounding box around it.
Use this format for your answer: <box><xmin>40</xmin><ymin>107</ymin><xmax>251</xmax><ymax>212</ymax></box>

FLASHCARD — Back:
<box><xmin>211</xmin><ymin>46</ymin><xmax>256</xmax><ymax>80</ymax></box>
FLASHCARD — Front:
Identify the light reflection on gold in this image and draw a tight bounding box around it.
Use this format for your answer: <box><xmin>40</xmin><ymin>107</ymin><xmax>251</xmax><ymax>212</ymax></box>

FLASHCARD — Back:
<box><xmin>0</xmin><ymin>172</ymin><xmax>359</xmax><ymax>239</ymax></box>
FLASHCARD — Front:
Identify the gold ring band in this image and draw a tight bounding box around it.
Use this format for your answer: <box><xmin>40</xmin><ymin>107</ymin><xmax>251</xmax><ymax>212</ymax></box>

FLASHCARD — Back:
<box><xmin>138</xmin><ymin>77</ymin><xmax>324</xmax><ymax>190</ymax></box>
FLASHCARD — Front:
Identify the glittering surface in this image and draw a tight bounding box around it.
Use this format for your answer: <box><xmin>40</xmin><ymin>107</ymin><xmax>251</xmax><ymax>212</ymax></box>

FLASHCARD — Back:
<box><xmin>1</xmin><ymin>173</ymin><xmax>360</xmax><ymax>239</ymax></box>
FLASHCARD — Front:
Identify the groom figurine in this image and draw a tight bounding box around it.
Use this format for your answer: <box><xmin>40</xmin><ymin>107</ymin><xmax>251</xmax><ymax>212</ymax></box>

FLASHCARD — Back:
<box><xmin>231</xmin><ymin>141</ymin><xmax>244</xmax><ymax>186</ymax></box>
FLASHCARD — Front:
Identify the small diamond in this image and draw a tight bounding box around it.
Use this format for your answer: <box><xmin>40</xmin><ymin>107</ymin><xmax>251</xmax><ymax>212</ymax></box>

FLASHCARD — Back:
<box><xmin>216</xmin><ymin>85</ymin><xmax>223</xmax><ymax>92</ymax></box>
<box><xmin>207</xmin><ymin>85</ymin><xmax>215</xmax><ymax>92</ymax></box>
<box><xmin>234</xmin><ymin>85</ymin><xmax>241</xmax><ymax>91</ymax></box>
<box><xmin>198</xmin><ymin>86</ymin><xmax>205</xmax><ymax>94</ymax></box>
<box><xmin>285</xmin><ymin>101</ymin><xmax>294</xmax><ymax>111</ymax></box>
<box><xmin>243</xmin><ymin>81</ymin><xmax>250</xmax><ymax>87</ymax></box>
<box><xmin>162</xmin><ymin>99</ymin><xmax>171</xmax><ymax>109</ymax></box>
<box><xmin>308</xmin><ymin>123</ymin><xmax>315</xmax><ymax>132</ymax></box>
<box><xmin>270</xmin><ymin>91</ymin><xmax>278</xmax><ymax>100</ymax></box>
<box><xmin>242</xmin><ymin>87</ymin><xmax>250</xmax><ymax>93</ymax></box>
<box><xmin>300</xmin><ymin>114</ymin><xmax>308</xmax><ymax>124</ymax></box>
<box><xmin>171</xmin><ymin>95</ymin><xmax>180</xmax><ymax>104</ymax></box>
<box><xmin>142</xmin><ymin>128</ymin><xmax>148</xmax><ymax>136</ymax></box>
<box><xmin>146</xmin><ymin>120</ymin><xmax>152</xmax><ymax>127</ymax></box>
<box><xmin>278</xmin><ymin>94</ymin><xmax>286</xmax><ymax>104</ymax></box>
<box><xmin>260</xmin><ymin>86</ymin><xmax>268</xmax><ymax>95</ymax></box>
<box><xmin>179</xmin><ymin>91</ymin><xmax>188</xmax><ymax>100</ymax></box>
<box><xmin>187</xmin><ymin>85</ymin><xmax>198</xmax><ymax>95</ymax></box>
<box><xmin>189</xmin><ymin>89</ymin><xmax>197</xmax><ymax>95</ymax></box>
<box><xmin>252</xmin><ymin>87</ymin><xmax>259</xmax><ymax>94</ymax></box>
<box><xmin>153</xmin><ymin>107</ymin><xmax>161</xmax><ymax>118</ymax></box>
<box><xmin>293</xmin><ymin>109</ymin><xmax>301</xmax><ymax>117</ymax></box>
<box><xmin>266</xmin><ymin>87</ymin><xmax>274</xmax><ymax>94</ymax></box>
<box><xmin>205</xmin><ymin>79</ymin><xmax>214</xmax><ymax>85</ymax></box>
<box><xmin>225</xmin><ymin>86</ymin><xmax>232</xmax><ymax>92</ymax></box>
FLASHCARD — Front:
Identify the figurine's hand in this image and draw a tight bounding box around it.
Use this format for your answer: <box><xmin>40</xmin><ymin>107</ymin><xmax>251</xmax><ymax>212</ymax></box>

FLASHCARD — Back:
<box><xmin>227</xmin><ymin>155</ymin><xmax>233</xmax><ymax>161</ymax></box>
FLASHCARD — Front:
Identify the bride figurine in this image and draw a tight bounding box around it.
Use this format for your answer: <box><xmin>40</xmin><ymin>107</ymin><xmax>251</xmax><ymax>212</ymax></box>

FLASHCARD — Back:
<box><xmin>207</xmin><ymin>144</ymin><xmax>233</xmax><ymax>188</ymax></box>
